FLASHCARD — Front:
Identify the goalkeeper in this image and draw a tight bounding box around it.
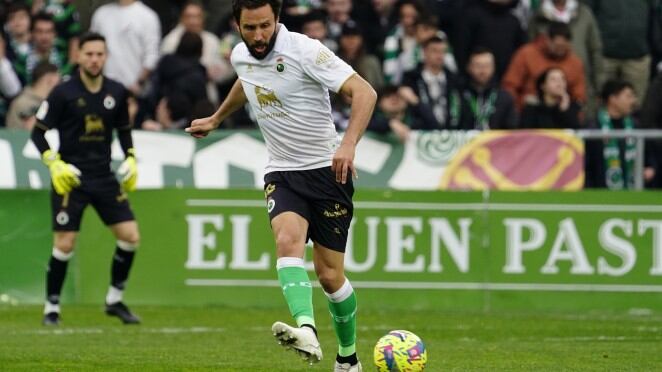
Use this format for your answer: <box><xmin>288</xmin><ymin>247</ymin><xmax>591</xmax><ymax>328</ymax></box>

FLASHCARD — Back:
<box><xmin>30</xmin><ymin>32</ymin><xmax>140</xmax><ymax>326</ymax></box>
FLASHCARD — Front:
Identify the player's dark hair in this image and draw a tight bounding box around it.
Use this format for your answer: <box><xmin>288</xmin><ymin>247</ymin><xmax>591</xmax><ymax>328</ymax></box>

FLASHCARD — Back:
<box><xmin>30</xmin><ymin>12</ymin><xmax>54</xmax><ymax>31</ymax></box>
<box><xmin>232</xmin><ymin>0</ymin><xmax>282</xmax><ymax>23</ymax></box>
<box><xmin>78</xmin><ymin>32</ymin><xmax>106</xmax><ymax>49</ymax></box>
<box><xmin>601</xmin><ymin>79</ymin><xmax>635</xmax><ymax>102</ymax></box>
<box><xmin>176</xmin><ymin>32</ymin><xmax>203</xmax><ymax>59</ymax></box>
<box><xmin>32</xmin><ymin>61</ymin><xmax>59</xmax><ymax>84</ymax></box>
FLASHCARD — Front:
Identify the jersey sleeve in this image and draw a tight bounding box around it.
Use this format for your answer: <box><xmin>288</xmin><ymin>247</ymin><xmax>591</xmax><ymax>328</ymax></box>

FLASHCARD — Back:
<box><xmin>115</xmin><ymin>89</ymin><xmax>131</xmax><ymax>130</ymax></box>
<box><xmin>35</xmin><ymin>86</ymin><xmax>65</xmax><ymax>130</ymax></box>
<box><xmin>301</xmin><ymin>39</ymin><xmax>356</xmax><ymax>93</ymax></box>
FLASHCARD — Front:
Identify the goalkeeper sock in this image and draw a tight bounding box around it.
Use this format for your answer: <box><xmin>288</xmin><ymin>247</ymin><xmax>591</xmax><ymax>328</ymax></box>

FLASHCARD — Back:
<box><xmin>107</xmin><ymin>240</ymin><xmax>136</xmax><ymax>304</ymax></box>
<box><xmin>325</xmin><ymin>278</ymin><xmax>357</xmax><ymax>357</ymax></box>
<box><xmin>45</xmin><ymin>247</ymin><xmax>73</xmax><ymax>313</ymax></box>
<box><xmin>276</xmin><ymin>257</ymin><xmax>315</xmax><ymax>328</ymax></box>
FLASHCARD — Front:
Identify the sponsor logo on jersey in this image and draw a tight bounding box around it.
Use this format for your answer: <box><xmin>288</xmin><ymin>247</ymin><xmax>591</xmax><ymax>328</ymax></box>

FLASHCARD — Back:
<box><xmin>255</xmin><ymin>86</ymin><xmax>283</xmax><ymax>109</ymax></box>
<box><xmin>84</xmin><ymin>114</ymin><xmax>105</xmax><ymax>134</ymax></box>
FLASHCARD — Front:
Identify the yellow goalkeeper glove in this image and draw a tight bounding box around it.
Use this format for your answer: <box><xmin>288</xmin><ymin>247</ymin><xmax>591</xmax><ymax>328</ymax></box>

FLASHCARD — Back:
<box><xmin>117</xmin><ymin>148</ymin><xmax>138</xmax><ymax>192</ymax></box>
<box><xmin>42</xmin><ymin>149</ymin><xmax>81</xmax><ymax>195</ymax></box>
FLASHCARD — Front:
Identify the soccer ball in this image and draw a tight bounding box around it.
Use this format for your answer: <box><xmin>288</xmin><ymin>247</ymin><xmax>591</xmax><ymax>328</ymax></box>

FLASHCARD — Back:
<box><xmin>373</xmin><ymin>330</ymin><xmax>427</xmax><ymax>371</ymax></box>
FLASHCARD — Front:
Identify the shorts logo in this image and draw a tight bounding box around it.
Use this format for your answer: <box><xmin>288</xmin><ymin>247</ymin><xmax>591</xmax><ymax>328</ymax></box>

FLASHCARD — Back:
<box><xmin>323</xmin><ymin>203</ymin><xmax>348</xmax><ymax>218</ymax></box>
<box><xmin>104</xmin><ymin>95</ymin><xmax>116</xmax><ymax>110</ymax></box>
<box><xmin>265</xmin><ymin>183</ymin><xmax>276</xmax><ymax>198</ymax></box>
<box><xmin>56</xmin><ymin>211</ymin><xmax>69</xmax><ymax>225</ymax></box>
<box><xmin>267</xmin><ymin>198</ymin><xmax>275</xmax><ymax>213</ymax></box>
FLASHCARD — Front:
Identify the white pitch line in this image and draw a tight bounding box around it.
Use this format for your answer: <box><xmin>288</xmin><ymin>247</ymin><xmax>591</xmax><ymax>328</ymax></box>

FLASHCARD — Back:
<box><xmin>185</xmin><ymin>199</ymin><xmax>662</xmax><ymax>213</ymax></box>
<box><xmin>184</xmin><ymin>279</ymin><xmax>662</xmax><ymax>293</ymax></box>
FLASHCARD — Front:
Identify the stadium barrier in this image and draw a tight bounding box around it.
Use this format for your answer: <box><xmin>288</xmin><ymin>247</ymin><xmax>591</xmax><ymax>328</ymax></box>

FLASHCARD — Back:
<box><xmin>3</xmin><ymin>128</ymin><xmax>662</xmax><ymax>191</ymax></box>
<box><xmin>1</xmin><ymin>189</ymin><xmax>661</xmax><ymax>311</ymax></box>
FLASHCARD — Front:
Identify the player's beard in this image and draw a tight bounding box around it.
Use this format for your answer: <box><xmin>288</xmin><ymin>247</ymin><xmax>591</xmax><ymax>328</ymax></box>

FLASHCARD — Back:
<box><xmin>242</xmin><ymin>29</ymin><xmax>278</xmax><ymax>60</ymax></box>
<box><xmin>81</xmin><ymin>67</ymin><xmax>102</xmax><ymax>80</ymax></box>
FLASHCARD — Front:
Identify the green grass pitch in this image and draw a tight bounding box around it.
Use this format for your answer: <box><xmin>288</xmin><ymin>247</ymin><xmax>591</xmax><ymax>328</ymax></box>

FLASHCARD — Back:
<box><xmin>1</xmin><ymin>300</ymin><xmax>661</xmax><ymax>371</ymax></box>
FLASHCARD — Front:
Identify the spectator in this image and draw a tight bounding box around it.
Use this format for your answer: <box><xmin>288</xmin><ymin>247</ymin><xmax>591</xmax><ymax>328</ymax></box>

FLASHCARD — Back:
<box><xmin>402</xmin><ymin>35</ymin><xmax>463</xmax><ymax>129</ymax></box>
<box><xmin>414</xmin><ymin>15</ymin><xmax>457</xmax><ymax>73</ymax></box>
<box><xmin>353</xmin><ymin>0</ymin><xmax>398</xmax><ymax>58</ymax></box>
<box><xmin>13</xmin><ymin>12</ymin><xmax>71</xmax><ymax>85</ymax></box>
<box><xmin>460</xmin><ymin>47</ymin><xmax>517</xmax><ymax>130</ymax></box>
<box><xmin>149</xmin><ymin>31</ymin><xmax>209</xmax><ymax>124</ymax></box>
<box><xmin>454</xmin><ymin>0</ymin><xmax>527</xmax><ymax>81</ymax></box>
<box><xmin>382</xmin><ymin>0</ymin><xmax>425</xmax><ymax>84</ymax></box>
<box><xmin>280</xmin><ymin>0</ymin><xmax>323</xmax><ymax>32</ymax></box>
<box><xmin>161</xmin><ymin>0</ymin><xmax>233</xmax><ymax>104</ymax></box>
<box><xmin>638</xmin><ymin>72</ymin><xmax>662</xmax><ymax>187</ymax></box>
<box><xmin>143</xmin><ymin>93</ymin><xmax>192</xmax><ymax>131</ymax></box>
<box><xmin>368</xmin><ymin>84</ymin><xmax>437</xmax><ymax>142</ymax></box>
<box><xmin>301</xmin><ymin>10</ymin><xmax>338</xmax><ymax>52</ymax></box>
<box><xmin>519</xmin><ymin>67</ymin><xmax>581</xmax><ymax>129</ymax></box>
<box><xmin>3</xmin><ymin>3</ymin><xmax>31</xmax><ymax>64</ymax></box>
<box><xmin>585</xmin><ymin>0</ymin><xmax>653</xmax><ymax>102</ymax></box>
<box><xmin>0</xmin><ymin>34</ymin><xmax>23</xmax><ymax>127</ymax></box>
<box><xmin>529</xmin><ymin>0</ymin><xmax>603</xmax><ymax>117</ymax></box>
<box><xmin>28</xmin><ymin>0</ymin><xmax>81</xmax><ymax>65</ymax></box>
<box><xmin>91</xmin><ymin>0</ymin><xmax>161</xmax><ymax>95</ymax></box>
<box><xmin>6</xmin><ymin>61</ymin><xmax>59</xmax><ymax>130</ymax></box>
<box><xmin>502</xmin><ymin>21</ymin><xmax>586</xmax><ymax>110</ymax></box>
<box><xmin>584</xmin><ymin>80</ymin><xmax>656</xmax><ymax>189</ymax></box>
<box><xmin>325</xmin><ymin>0</ymin><xmax>353</xmax><ymax>42</ymax></box>
<box><xmin>337</xmin><ymin>21</ymin><xmax>384</xmax><ymax>90</ymax></box>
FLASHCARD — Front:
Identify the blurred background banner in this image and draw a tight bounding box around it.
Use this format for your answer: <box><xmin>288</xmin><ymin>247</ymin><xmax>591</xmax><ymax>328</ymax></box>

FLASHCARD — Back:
<box><xmin>2</xmin><ymin>189</ymin><xmax>661</xmax><ymax>309</ymax></box>
<box><xmin>0</xmin><ymin>129</ymin><xmax>584</xmax><ymax>190</ymax></box>
<box><xmin>441</xmin><ymin>130</ymin><xmax>585</xmax><ymax>190</ymax></box>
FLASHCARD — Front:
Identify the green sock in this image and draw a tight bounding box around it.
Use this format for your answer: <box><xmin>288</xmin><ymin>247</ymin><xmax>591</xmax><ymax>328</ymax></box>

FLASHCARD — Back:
<box><xmin>326</xmin><ymin>278</ymin><xmax>357</xmax><ymax>357</ymax></box>
<box><xmin>277</xmin><ymin>257</ymin><xmax>315</xmax><ymax>327</ymax></box>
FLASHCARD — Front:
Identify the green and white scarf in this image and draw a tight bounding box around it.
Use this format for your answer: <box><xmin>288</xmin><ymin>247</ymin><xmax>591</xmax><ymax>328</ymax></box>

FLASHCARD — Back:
<box><xmin>597</xmin><ymin>109</ymin><xmax>636</xmax><ymax>190</ymax></box>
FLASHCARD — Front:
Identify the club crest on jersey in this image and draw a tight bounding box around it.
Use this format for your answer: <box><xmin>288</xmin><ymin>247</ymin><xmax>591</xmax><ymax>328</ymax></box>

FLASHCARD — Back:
<box><xmin>104</xmin><ymin>95</ymin><xmax>116</xmax><ymax>110</ymax></box>
<box><xmin>276</xmin><ymin>57</ymin><xmax>285</xmax><ymax>72</ymax></box>
<box><xmin>267</xmin><ymin>198</ymin><xmax>275</xmax><ymax>213</ymax></box>
<box><xmin>255</xmin><ymin>86</ymin><xmax>283</xmax><ymax>109</ymax></box>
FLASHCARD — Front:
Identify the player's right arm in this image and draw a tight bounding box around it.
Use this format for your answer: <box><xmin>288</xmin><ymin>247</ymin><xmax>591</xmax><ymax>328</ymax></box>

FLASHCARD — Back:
<box><xmin>30</xmin><ymin>87</ymin><xmax>82</xmax><ymax>195</ymax></box>
<box><xmin>186</xmin><ymin>78</ymin><xmax>247</xmax><ymax>138</ymax></box>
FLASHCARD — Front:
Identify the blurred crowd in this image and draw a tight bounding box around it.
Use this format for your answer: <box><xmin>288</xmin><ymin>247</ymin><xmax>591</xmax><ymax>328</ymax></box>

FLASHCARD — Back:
<box><xmin>2</xmin><ymin>0</ymin><xmax>662</xmax><ymax>188</ymax></box>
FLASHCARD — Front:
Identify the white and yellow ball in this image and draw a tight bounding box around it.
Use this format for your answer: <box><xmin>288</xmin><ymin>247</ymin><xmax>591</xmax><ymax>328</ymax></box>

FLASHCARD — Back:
<box><xmin>373</xmin><ymin>330</ymin><xmax>427</xmax><ymax>371</ymax></box>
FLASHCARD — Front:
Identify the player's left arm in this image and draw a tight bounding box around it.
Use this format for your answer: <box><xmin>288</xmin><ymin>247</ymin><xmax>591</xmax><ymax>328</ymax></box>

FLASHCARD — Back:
<box><xmin>333</xmin><ymin>74</ymin><xmax>377</xmax><ymax>184</ymax></box>
<box><xmin>116</xmin><ymin>92</ymin><xmax>137</xmax><ymax>191</ymax></box>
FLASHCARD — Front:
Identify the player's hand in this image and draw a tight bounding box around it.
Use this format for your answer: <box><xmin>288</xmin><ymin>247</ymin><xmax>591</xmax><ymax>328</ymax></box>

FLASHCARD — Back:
<box><xmin>118</xmin><ymin>150</ymin><xmax>138</xmax><ymax>192</ymax></box>
<box><xmin>186</xmin><ymin>116</ymin><xmax>219</xmax><ymax>138</ymax></box>
<box><xmin>332</xmin><ymin>142</ymin><xmax>357</xmax><ymax>184</ymax></box>
<box><xmin>42</xmin><ymin>150</ymin><xmax>81</xmax><ymax>195</ymax></box>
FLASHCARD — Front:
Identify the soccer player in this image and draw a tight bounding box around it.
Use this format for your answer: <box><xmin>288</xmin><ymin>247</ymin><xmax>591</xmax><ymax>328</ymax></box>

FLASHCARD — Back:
<box><xmin>30</xmin><ymin>32</ymin><xmax>141</xmax><ymax>326</ymax></box>
<box><xmin>186</xmin><ymin>0</ymin><xmax>377</xmax><ymax>370</ymax></box>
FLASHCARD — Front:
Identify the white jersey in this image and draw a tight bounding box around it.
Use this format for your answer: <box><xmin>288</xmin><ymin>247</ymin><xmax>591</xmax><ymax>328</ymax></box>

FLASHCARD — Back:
<box><xmin>230</xmin><ymin>24</ymin><xmax>356</xmax><ymax>173</ymax></box>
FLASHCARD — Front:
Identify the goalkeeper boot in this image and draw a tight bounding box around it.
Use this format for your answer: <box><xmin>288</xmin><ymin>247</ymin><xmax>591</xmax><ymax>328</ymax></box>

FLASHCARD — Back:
<box><xmin>105</xmin><ymin>302</ymin><xmax>140</xmax><ymax>324</ymax></box>
<box><xmin>272</xmin><ymin>321</ymin><xmax>322</xmax><ymax>364</ymax></box>
<box><xmin>334</xmin><ymin>361</ymin><xmax>363</xmax><ymax>372</ymax></box>
<box><xmin>42</xmin><ymin>312</ymin><xmax>60</xmax><ymax>326</ymax></box>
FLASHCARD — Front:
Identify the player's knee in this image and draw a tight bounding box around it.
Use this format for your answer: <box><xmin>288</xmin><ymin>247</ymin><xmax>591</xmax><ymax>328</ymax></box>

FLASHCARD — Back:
<box><xmin>316</xmin><ymin>268</ymin><xmax>343</xmax><ymax>292</ymax></box>
<box><xmin>275</xmin><ymin>232</ymin><xmax>300</xmax><ymax>256</ymax></box>
<box><xmin>117</xmin><ymin>235</ymin><xmax>140</xmax><ymax>251</ymax></box>
<box><xmin>54</xmin><ymin>235</ymin><xmax>76</xmax><ymax>253</ymax></box>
